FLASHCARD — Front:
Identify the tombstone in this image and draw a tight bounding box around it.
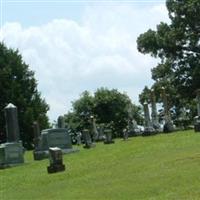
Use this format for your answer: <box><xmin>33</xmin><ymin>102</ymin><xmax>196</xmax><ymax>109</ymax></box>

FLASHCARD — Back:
<box><xmin>143</xmin><ymin>101</ymin><xmax>155</xmax><ymax>136</ymax></box>
<box><xmin>123</xmin><ymin>128</ymin><xmax>128</xmax><ymax>140</ymax></box>
<box><xmin>47</xmin><ymin>147</ymin><xmax>65</xmax><ymax>173</ymax></box>
<box><xmin>82</xmin><ymin>129</ymin><xmax>95</xmax><ymax>148</ymax></box>
<box><xmin>128</xmin><ymin>119</ymin><xmax>141</xmax><ymax>136</ymax></box>
<box><xmin>76</xmin><ymin>132</ymin><xmax>82</xmax><ymax>145</ymax></box>
<box><xmin>150</xmin><ymin>89</ymin><xmax>161</xmax><ymax>132</ymax></box>
<box><xmin>90</xmin><ymin>116</ymin><xmax>99</xmax><ymax>141</ymax></box>
<box><xmin>57</xmin><ymin>115</ymin><xmax>65</xmax><ymax>128</ymax></box>
<box><xmin>97</xmin><ymin>124</ymin><xmax>105</xmax><ymax>141</ymax></box>
<box><xmin>161</xmin><ymin>87</ymin><xmax>174</xmax><ymax>133</ymax></box>
<box><xmin>33</xmin><ymin>128</ymin><xmax>79</xmax><ymax>160</ymax></box>
<box><xmin>0</xmin><ymin>103</ymin><xmax>24</xmax><ymax>168</ymax></box>
<box><xmin>194</xmin><ymin>89</ymin><xmax>200</xmax><ymax>132</ymax></box>
<box><xmin>104</xmin><ymin>123</ymin><xmax>114</xmax><ymax>144</ymax></box>
<box><xmin>33</xmin><ymin>121</ymin><xmax>40</xmax><ymax>148</ymax></box>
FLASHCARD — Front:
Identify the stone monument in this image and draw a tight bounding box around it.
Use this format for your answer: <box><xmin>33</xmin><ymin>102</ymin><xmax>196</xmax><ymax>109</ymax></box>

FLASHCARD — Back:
<box><xmin>0</xmin><ymin>103</ymin><xmax>24</xmax><ymax>168</ymax></box>
<box><xmin>161</xmin><ymin>87</ymin><xmax>174</xmax><ymax>133</ymax></box>
<box><xmin>194</xmin><ymin>89</ymin><xmax>200</xmax><ymax>132</ymax></box>
<box><xmin>57</xmin><ymin>115</ymin><xmax>65</xmax><ymax>128</ymax></box>
<box><xmin>104</xmin><ymin>123</ymin><xmax>115</xmax><ymax>144</ymax></box>
<box><xmin>143</xmin><ymin>101</ymin><xmax>155</xmax><ymax>136</ymax></box>
<box><xmin>33</xmin><ymin>128</ymin><xmax>79</xmax><ymax>160</ymax></box>
<box><xmin>90</xmin><ymin>116</ymin><xmax>99</xmax><ymax>141</ymax></box>
<box><xmin>150</xmin><ymin>89</ymin><xmax>161</xmax><ymax>132</ymax></box>
<box><xmin>82</xmin><ymin>129</ymin><xmax>95</xmax><ymax>148</ymax></box>
<box><xmin>47</xmin><ymin>147</ymin><xmax>65</xmax><ymax>173</ymax></box>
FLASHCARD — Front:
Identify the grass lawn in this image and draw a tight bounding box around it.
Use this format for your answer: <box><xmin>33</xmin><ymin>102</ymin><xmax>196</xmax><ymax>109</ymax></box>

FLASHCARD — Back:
<box><xmin>1</xmin><ymin>130</ymin><xmax>200</xmax><ymax>200</ymax></box>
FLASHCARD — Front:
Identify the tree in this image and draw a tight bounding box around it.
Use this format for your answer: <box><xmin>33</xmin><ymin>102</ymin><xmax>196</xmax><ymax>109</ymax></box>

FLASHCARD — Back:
<box><xmin>137</xmin><ymin>0</ymin><xmax>200</xmax><ymax>101</ymax></box>
<box><xmin>0</xmin><ymin>43</ymin><xmax>49</xmax><ymax>149</ymax></box>
<box><xmin>65</xmin><ymin>88</ymin><xmax>142</xmax><ymax>137</ymax></box>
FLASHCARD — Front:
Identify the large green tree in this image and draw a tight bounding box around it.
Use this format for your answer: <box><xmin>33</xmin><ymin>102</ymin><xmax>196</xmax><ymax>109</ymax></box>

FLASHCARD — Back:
<box><xmin>137</xmin><ymin>0</ymin><xmax>200</xmax><ymax>100</ymax></box>
<box><xmin>0</xmin><ymin>43</ymin><xmax>49</xmax><ymax>149</ymax></box>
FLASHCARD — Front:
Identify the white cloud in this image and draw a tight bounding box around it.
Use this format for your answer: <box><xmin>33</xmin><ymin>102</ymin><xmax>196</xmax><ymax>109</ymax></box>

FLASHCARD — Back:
<box><xmin>1</xmin><ymin>3</ymin><xmax>169</xmax><ymax>122</ymax></box>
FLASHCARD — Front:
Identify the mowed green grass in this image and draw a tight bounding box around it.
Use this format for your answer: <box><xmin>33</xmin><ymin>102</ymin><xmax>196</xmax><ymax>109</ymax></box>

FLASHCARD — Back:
<box><xmin>1</xmin><ymin>130</ymin><xmax>200</xmax><ymax>200</ymax></box>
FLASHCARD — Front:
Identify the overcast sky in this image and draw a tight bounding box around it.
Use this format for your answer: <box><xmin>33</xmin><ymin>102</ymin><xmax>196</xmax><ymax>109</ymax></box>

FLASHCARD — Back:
<box><xmin>0</xmin><ymin>0</ymin><xmax>169</xmax><ymax>122</ymax></box>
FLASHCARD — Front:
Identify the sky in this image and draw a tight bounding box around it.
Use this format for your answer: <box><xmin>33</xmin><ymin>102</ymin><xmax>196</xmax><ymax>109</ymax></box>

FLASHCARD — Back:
<box><xmin>0</xmin><ymin>0</ymin><xmax>169</xmax><ymax>122</ymax></box>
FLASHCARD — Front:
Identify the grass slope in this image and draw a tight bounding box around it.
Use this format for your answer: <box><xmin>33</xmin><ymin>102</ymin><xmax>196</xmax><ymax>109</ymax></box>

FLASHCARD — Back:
<box><xmin>1</xmin><ymin>130</ymin><xmax>200</xmax><ymax>200</ymax></box>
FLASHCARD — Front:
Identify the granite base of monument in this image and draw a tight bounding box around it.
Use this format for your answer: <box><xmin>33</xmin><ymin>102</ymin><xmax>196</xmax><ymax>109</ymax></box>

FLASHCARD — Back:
<box><xmin>0</xmin><ymin>141</ymin><xmax>24</xmax><ymax>169</ymax></box>
<box><xmin>194</xmin><ymin>116</ymin><xmax>200</xmax><ymax>132</ymax></box>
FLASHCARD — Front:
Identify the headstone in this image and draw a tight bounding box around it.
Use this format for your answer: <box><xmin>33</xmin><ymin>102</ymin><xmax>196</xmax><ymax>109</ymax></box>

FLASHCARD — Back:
<box><xmin>82</xmin><ymin>129</ymin><xmax>95</xmax><ymax>148</ymax></box>
<box><xmin>5</xmin><ymin>103</ymin><xmax>20</xmax><ymax>142</ymax></box>
<box><xmin>76</xmin><ymin>132</ymin><xmax>82</xmax><ymax>145</ymax></box>
<box><xmin>150</xmin><ymin>89</ymin><xmax>161</xmax><ymax>132</ymax></box>
<box><xmin>128</xmin><ymin>119</ymin><xmax>141</xmax><ymax>136</ymax></box>
<box><xmin>123</xmin><ymin>128</ymin><xmax>128</xmax><ymax>140</ymax></box>
<box><xmin>0</xmin><ymin>103</ymin><xmax>24</xmax><ymax>168</ymax></box>
<box><xmin>47</xmin><ymin>147</ymin><xmax>65</xmax><ymax>173</ymax></box>
<box><xmin>161</xmin><ymin>87</ymin><xmax>174</xmax><ymax>133</ymax></box>
<box><xmin>33</xmin><ymin>121</ymin><xmax>40</xmax><ymax>148</ymax></box>
<box><xmin>33</xmin><ymin>128</ymin><xmax>79</xmax><ymax>160</ymax></box>
<box><xmin>104</xmin><ymin>124</ymin><xmax>114</xmax><ymax>144</ymax></box>
<box><xmin>57</xmin><ymin>115</ymin><xmax>65</xmax><ymax>128</ymax></box>
<box><xmin>90</xmin><ymin>116</ymin><xmax>99</xmax><ymax>141</ymax></box>
<box><xmin>194</xmin><ymin>89</ymin><xmax>200</xmax><ymax>132</ymax></box>
<box><xmin>143</xmin><ymin>101</ymin><xmax>155</xmax><ymax>136</ymax></box>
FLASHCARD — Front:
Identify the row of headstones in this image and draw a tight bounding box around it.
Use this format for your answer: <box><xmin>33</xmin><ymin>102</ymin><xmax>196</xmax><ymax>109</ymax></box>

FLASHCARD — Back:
<box><xmin>0</xmin><ymin>104</ymin><xmax>115</xmax><ymax>169</ymax></box>
<box><xmin>1</xmin><ymin>89</ymin><xmax>200</xmax><ymax>170</ymax></box>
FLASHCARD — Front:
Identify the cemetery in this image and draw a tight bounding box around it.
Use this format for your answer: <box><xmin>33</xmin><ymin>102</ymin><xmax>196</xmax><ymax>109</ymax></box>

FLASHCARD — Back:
<box><xmin>0</xmin><ymin>0</ymin><xmax>200</xmax><ymax>199</ymax></box>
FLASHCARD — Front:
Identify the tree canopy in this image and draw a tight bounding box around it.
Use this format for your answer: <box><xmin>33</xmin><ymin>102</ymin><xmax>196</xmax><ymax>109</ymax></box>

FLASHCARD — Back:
<box><xmin>137</xmin><ymin>0</ymin><xmax>200</xmax><ymax>122</ymax></box>
<box><xmin>65</xmin><ymin>88</ymin><xmax>142</xmax><ymax>137</ymax></box>
<box><xmin>0</xmin><ymin>43</ymin><xmax>49</xmax><ymax>149</ymax></box>
<box><xmin>137</xmin><ymin>0</ymin><xmax>200</xmax><ymax>100</ymax></box>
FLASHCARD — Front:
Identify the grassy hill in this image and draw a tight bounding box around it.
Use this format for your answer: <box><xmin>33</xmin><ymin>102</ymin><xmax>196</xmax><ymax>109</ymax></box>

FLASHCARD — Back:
<box><xmin>1</xmin><ymin>130</ymin><xmax>200</xmax><ymax>200</ymax></box>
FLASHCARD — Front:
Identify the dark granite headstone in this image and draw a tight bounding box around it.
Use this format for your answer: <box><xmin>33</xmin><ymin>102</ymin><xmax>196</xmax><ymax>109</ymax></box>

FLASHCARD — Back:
<box><xmin>4</xmin><ymin>103</ymin><xmax>20</xmax><ymax>142</ymax></box>
<box><xmin>57</xmin><ymin>116</ymin><xmax>65</xmax><ymax>128</ymax></box>
<box><xmin>47</xmin><ymin>147</ymin><xmax>65</xmax><ymax>173</ymax></box>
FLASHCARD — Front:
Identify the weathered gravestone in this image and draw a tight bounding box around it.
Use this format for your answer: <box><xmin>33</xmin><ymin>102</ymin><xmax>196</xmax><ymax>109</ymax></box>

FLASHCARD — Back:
<box><xmin>194</xmin><ymin>89</ymin><xmax>200</xmax><ymax>132</ymax></box>
<box><xmin>104</xmin><ymin>123</ymin><xmax>115</xmax><ymax>144</ymax></box>
<box><xmin>128</xmin><ymin>119</ymin><xmax>141</xmax><ymax>136</ymax></box>
<box><xmin>123</xmin><ymin>128</ymin><xmax>129</xmax><ymax>140</ymax></box>
<box><xmin>33</xmin><ymin>128</ymin><xmax>79</xmax><ymax>160</ymax></box>
<box><xmin>143</xmin><ymin>101</ymin><xmax>155</xmax><ymax>136</ymax></box>
<box><xmin>82</xmin><ymin>129</ymin><xmax>95</xmax><ymax>148</ymax></box>
<box><xmin>90</xmin><ymin>116</ymin><xmax>99</xmax><ymax>141</ymax></box>
<box><xmin>47</xmin><ymin>147</ymin><xmax>65</xmax><ymax>173</ymax></box>
<box><xmin>161</xmin><ymin>87</ymin><xmax>174</xmax><ymax>133</ymax></box>
<box><xmin>0</xmin><ymin>103</ymin><xmax>24</xmax><ymax>168</ymax></box>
